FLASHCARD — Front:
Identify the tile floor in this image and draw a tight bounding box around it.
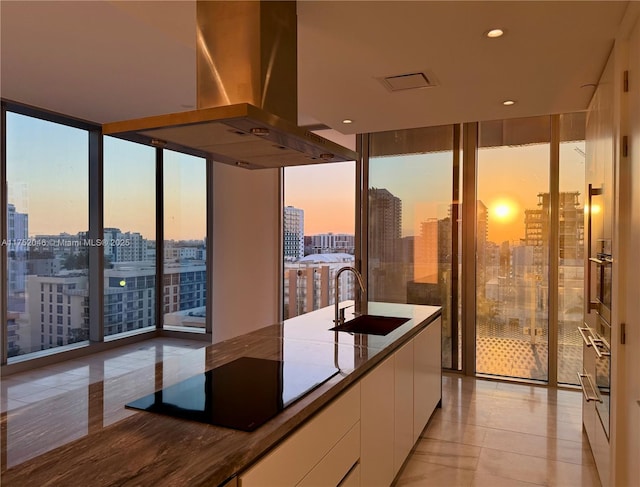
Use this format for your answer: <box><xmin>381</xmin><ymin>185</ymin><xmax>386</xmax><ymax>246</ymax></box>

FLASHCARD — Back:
<box><xmin>395</xmin><ymin>374</ymin><xmax>601</xmax><ymax>487</ymax></box>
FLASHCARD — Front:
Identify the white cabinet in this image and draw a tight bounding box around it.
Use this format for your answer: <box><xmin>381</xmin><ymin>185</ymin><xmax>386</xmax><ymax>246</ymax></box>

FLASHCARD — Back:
<box><xmin>413</xmin><ymin>317</ymin><xmax>442</xmax><ymax>442</ymax></box>
<box><xmin>393</xmin><ymin>340</ymin><xmax>414</xmax><ymax>475</ymax></box>
<box><xmin>239</xmin><ymin>384</ymin><xmax>360</xmax><ymax>487</ymax></box>
<box><xmin>361</xmin><ymin>317</ymin><xmax>442</xmax><ymax>484</ymax></box>
<box><xmin>298</xmin><ymin>422</ymin><xmax>361</xmax><ymax>487</ymax></box>
<box><xmin>338</xmin><ymin>464</ymin><xmax>360</xmax><ymax>487</ymax></box>
<box><xmin>240</xmin><ymin>315</ymin><xmax>442</xmax><ymax>487</ymax></box>
<box><xmin>360</xmin><ymin>354</ymin><xmax>395</xmax><ymax>487</ymax></box>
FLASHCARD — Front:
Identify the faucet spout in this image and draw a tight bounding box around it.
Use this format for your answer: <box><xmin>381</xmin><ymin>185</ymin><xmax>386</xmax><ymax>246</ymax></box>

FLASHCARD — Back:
<box><xmin>334</xmin><ymin>266</ymin><xmax>366</xmax><ymax>325</ymax></box>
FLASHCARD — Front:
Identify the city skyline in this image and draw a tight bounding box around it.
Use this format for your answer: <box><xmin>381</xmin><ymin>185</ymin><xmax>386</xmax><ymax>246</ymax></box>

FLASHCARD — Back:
<box><xmin>6</xmin><ymin>113</ymin><xmax>207</xmax><ymax>240</ymax></box>
<box><xmin>286</xmin><ymin>142</ymin><xmax>585</xmax><ymax>243</ymax></box>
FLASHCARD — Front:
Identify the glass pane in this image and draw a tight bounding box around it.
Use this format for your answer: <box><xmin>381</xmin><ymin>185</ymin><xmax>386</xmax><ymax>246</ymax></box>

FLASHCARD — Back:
<box><xmin>454</xmin><ymin>128</ymin><xmax>463</xmax><ymax>371</ymax></box>
<box><xmin>283</xmin><ymin>162</ymin><xmax>355</xmax><ymax>319</ymax></box>
<box><xmin>163</xmin><ymin>150</ymin><xmax>207</xmax><ymax>330</ymax></box>
<box><xmin>476</xmin><ymin>117</ymin><xmax>550</xmax><ymax>381</ymax></box>
<box><xmin>368</xmin><ymin>126</ymin><xmax>454</xmax><ymax>368</ymax></box>
<box><xmin>558</xmin><ymin>115</ymin><xmax>585</xmax><ymax>385</ymax></box>
<box><xmin>6</xmin><ymin>112</ymin><xmax>89</xmax><ymax>357</ymax></box>
<box><xmin>103</xmin><ymin>137</ymin><xmax>156</xmax><ymax>337</ymax></box>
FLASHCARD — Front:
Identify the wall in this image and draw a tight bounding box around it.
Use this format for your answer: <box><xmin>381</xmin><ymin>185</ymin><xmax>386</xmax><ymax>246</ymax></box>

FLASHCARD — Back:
<box><xmin>615</xmin><ymin>6</ymin><xmax>640</xmax><ymax>486</ymax></box>
<box><xmin>212</xmin><ymin>163</ymin><xmax>280</xmax><ymax>343</ymax></box>
<box><xmin>590</xmin><ymin>4</ymin><xmax>640</xmax><ymax>486</ymax></box>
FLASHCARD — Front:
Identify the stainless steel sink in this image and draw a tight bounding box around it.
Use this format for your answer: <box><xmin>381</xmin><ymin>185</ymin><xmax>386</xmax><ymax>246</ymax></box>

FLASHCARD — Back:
<box><xmin>329</xmin><ymin>315</ymin><xmax>410</xmax><ymax>336</ymax></box>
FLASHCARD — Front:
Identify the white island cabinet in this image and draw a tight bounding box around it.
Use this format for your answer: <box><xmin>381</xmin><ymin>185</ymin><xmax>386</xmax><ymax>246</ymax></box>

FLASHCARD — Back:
<box><xmin>239</xmin><ymin>384</ymin><xmax>361</xmax><ymax>487</ymax></box>
<box><xmin>413</xmin><ymin>316</ymin><xmax>442</xmax><ymax>442</ymax></box>
<box><xmin>239</xmin><ymin>314</ymin><xmax>442</xmax><ymax>487</ymax></box>
<box><xmin>360</xmin><ymin>316</ymin><xmax>442</xmax><ymax>485</ymax></box>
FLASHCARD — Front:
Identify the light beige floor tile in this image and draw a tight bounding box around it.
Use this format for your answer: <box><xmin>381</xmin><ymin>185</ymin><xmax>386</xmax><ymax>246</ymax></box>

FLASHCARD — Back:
<box><xmin>476</xmin><ymin>448</ymin><xmax>555</xmax><ymax>485</ymax></box>
<box><xmin>482</xmin><ymin>428</ymin><xmax>595</xmax><ymax>465</ymax></box>
<box><xmin>438</xmin><ymin>403</ymin><xmax>494</xmax><ymax>427</ymax></box>
<box><xmin>422</xmin><ymin>418</ymin><xmax>489</xmax><ymax>447</ymax></box>
<box><xmin>470</xmin><ymin>471</ymin><xmax>544</xmax><ymax>486</ymax></box>
<box><xmin>409</xmin><ymin>438</ymin><xmax>481</xmax><ymax>470</ymax></box>
<box><xmin>549</xmin><ymin>458</ymin><xmax>602</xmax><ymax>487</ymax></box>
<box><xmin>395</xmin><ymin>458</ymin><xmax>475</xmax><ymax>486</ymax></box>
<box><xmin>476</xmin><ymin>447</ymin><xmax>600</xmax><ymax>486</ymax></box>
<box><xmin>485</xmin><ymin>410</ymin><xmax>584</xmax><ymax>441</ymax></box>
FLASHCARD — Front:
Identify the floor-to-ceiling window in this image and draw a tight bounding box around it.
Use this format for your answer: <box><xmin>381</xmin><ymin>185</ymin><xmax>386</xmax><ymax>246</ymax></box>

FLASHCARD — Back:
<box><xmin>368</xmin><ymin>125</ymin><xmax>459</xmax><ymax>369</ymax></box>
<box><xmin>476</xmin><ymin>116</ymin><xmax>551</xmax><ymax>381</ymax></box>
<box><xmin>558</xmin><ymin>113</ymin><xmax>586</xmax><ymax>385</ymax></box>
<box><xmin>1</xmin><ymin>102</ymin><xmax>210</xmax><ymax>367</ymax></box>
<box><xmin>5</xmin><ymin>111</ymin><xmax>90</xmax><ymax>357</ymax></box>
<box><xmin>162</xmin><ymin>150</ymin><xmax>207</xmax><ymax>331</ymax></box>
<box><xmin>283</xmin><ymin>160</ymin><xmax>355</xmax><ymax>319</ymax></box>
<box><xmin>103</xmin><ymin>137</ymin><xmax>156</xmax><ymax>337</ymax></box>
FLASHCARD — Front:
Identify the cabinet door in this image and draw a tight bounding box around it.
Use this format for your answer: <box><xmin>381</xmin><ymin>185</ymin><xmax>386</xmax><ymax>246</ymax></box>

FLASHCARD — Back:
<box><xmin>394</xmin><ymin>340</ymin><xmax>414</xmax><ymax>475</ymax></box>
<box><xmin>240</xmin><ymin>385</ymin><xmax>360</xmax><ymax>487</ymax></box>
<box><xmin>360</xmin><ymin>355</ymin><xmax>394</xmax><ymax>487</ymax></box>
<box><xmin>413</xmin><ymin>318</ymin><xmax>442</xmax><ymax>442</ymax></box>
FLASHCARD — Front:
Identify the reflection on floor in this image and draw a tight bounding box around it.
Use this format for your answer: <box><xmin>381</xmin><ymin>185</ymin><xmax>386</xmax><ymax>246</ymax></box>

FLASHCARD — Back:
<box><xmin>0</xmin><ymin>338</ymin><xmax>208</xmax><ymax>413</ymax></box>
<box><xmin>442</xmin><ymin>323</ymin><xmax>583</xmax><ymax>383</ymax></box>
<box><xmin>395</xmin><ymin>374</ymin><xmax>600</xmax><ymax>487</ymax></box>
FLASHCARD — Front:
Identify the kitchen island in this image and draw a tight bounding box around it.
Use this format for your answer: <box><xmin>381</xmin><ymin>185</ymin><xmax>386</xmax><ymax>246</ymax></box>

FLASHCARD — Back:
<box><xmin>1</xmin><ymin>302</ymin><xmax>441</xmax><ymax>486</ymax></box>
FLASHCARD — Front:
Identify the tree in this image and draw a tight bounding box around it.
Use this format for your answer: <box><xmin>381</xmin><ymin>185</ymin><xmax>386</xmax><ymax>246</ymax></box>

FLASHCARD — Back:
<box><xmin>62</xmin><ymin>252</ymin><xmax>88</xmax><ymax>270</ymax></box>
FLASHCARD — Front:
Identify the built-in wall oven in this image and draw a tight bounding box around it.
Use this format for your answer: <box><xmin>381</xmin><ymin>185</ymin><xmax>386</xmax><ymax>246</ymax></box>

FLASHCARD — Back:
<box><xmin>581</xmin><ymin>183</ymin><xmax>612</xmax><ymax>439</ymax></box>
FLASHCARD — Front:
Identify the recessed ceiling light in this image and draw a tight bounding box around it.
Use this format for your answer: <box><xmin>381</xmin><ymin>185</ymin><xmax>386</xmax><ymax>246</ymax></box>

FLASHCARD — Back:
<box><xmin>502</xmin><ymin>100</ymin><xmax>516</xmax><ymax>106</ymax></box>
<box><xmin>342</xmin><ymin>119</ymin><xmax>353</xmax><ymax>124</ymax></box>
<box><xmin>486</xmin><ymin>28</ymin><xmax>504</xmax><ymax>38</ymax></box>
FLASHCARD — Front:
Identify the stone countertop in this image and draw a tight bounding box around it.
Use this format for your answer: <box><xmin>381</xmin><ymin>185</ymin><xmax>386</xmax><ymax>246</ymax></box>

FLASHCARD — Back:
<box><xmin>1</xmin><ymin>302</ymin><xmax>441</xmax><ymax>486</ymax></box>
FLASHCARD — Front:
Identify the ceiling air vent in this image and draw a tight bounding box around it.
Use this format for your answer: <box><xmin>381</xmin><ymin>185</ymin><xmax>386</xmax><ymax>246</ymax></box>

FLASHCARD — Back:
<box><xmin>379</xmin><ymin>72</ymin><xmax>435</xmax><ymax>92</ymax></box>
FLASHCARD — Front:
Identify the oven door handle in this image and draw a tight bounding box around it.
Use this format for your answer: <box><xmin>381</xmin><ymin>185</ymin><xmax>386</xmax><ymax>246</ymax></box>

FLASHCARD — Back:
<box><xmin>578</xmin><ymin>327</ymin><xmax>593</xmax><ymax>347</ymax></box>
<box><xmin>577</xmin><ymin>373</ymin><xmax>603</xmax><ymax>403</ymax></box>
<box><xmin>588</xmin><ymin>335</ymin><xmax>611</xmax><ymax>358</ymax></box>
<box><xmin>586</xmin><ymin>184</ymin><xmax>603</xmax><ymax>315</ymax></box>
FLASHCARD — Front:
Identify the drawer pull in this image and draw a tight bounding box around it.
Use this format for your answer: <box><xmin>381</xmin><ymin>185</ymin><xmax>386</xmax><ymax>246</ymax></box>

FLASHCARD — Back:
<box><xmin>577</xmin><ymin>373</ymin><xmax>602</xmax><ymax>403</ymax></box>
<box><xmin>588</xmin><ymin>336</ymin><xmax>611</xmax><ymax>358</ymax></box>
<box><xmin>578</xmin><ymin>327</ymin><xmax>592</xmax><ymax>347</ymax></box>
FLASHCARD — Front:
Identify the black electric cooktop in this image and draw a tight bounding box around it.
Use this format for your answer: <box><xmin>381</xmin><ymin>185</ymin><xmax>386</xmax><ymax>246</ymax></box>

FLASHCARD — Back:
<box><xmin>125</xmin><ymin>357</ymin><xmax>339</xmax><ymax>432</ymax></box>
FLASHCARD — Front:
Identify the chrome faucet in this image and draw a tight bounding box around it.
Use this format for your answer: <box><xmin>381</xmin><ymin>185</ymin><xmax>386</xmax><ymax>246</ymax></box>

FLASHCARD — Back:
<box><xmin>334</xmin><ymin>266</ymin><xmax>366</xmax><ymax>325</ymax></box>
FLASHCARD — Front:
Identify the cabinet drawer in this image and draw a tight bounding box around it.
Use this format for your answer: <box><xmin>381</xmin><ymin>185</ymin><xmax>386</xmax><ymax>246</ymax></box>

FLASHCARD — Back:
<box><xmin>297</xmin><ymin>422</ymin><xmax>360</xmax><ymax>487</ymax></box>
<box><xmin>240</xmin><ymin>384</ymin><xmax>360</xmax><ymax>487</ymax></box>
<box><xmin>339</xmin><ymin>463</ymin><xmax>360</xmax><ymax>487</ymax></box>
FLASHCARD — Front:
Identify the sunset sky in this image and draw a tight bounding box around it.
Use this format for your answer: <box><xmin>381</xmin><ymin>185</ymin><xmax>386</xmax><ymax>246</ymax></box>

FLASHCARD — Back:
<box><xmin>286</xmin><ymin>141</ymin><xmax>584</xmax><ymax>244</ymax></box>
<box><xmin>7</xmin><ymin>111</ymin><xmax>584</xmax><ymax>245</ymax></box>
<box><xmin>6</xmin><ymin>112</ymin><xmax>207</xmax><ymax>241</ymax></box>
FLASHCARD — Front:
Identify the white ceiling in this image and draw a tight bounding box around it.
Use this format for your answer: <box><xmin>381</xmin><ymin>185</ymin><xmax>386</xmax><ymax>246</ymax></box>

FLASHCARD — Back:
<box><xmin>0</xmin><ymin>1</ymin><xmax>631</xmax><ymax>136</ymax></box>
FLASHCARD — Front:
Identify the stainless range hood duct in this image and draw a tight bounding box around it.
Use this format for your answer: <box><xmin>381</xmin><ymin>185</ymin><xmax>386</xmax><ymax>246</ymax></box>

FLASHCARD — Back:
<box><xmin>102</xmin><ymin>1</ymin><xmax>357</xmax><ymax>169</ymax></box>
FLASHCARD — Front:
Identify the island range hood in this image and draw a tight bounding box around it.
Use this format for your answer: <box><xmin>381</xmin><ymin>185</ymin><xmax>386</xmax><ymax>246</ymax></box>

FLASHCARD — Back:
<box><xmin>102</xmin><ymin>1</ymin><xmax>357</xmax><ymax>169</ymax></box>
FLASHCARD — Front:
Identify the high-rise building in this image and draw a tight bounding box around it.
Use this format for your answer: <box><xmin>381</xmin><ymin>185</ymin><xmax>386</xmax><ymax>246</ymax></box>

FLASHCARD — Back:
<box><xmin>283</xmin><ymin>253</ymin><xmax>356</xmax><ymax>319</ymax></box>
<box><xmin>284</xmin><ymin>206</ymin><xmax>304</xmax><ymax>261</ymax></box>
<box><xmin>104</xmin><ymin>228</ymin><xmax>150</xmax><ymax>263</ymax></box>
<box><xmin>25</xmin><ymin>273</ymin><xmax>88</xmax><ymax>354</ymax></box>
<box><xmin>524</xmin><ymin>192</ymin><xmax>584</xmax><ymax>268</ymax></box>
<box><xmin>308</xmin><ymin>233</ymin><xmax>355</xmax><ymax>254</ymax></box>
<box><xmin>369</xmin><ymin>188</ymin><xmax>401</xmax><ymax>263</ymax></box>
<box><xmin>7</xmin><ymin>203</ymin><xmax>28</xmax><ymax>294</ymax></box>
